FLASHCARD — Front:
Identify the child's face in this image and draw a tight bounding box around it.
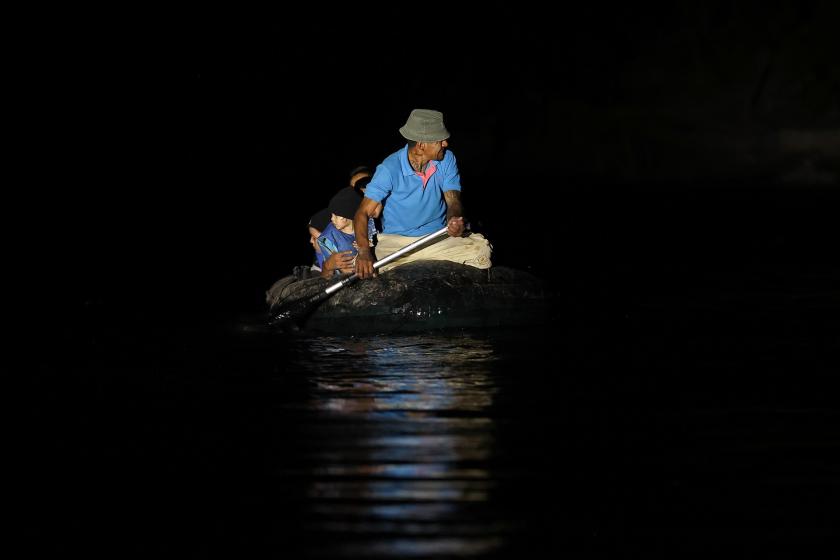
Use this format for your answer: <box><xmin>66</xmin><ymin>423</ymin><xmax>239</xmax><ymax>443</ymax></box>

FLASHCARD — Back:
<box><xmin>309</xmin><ymin>226</ymin><xmax>322</xmax><ymax>253</ymax></box>
<box><xmin>331</xmin><ymin>214</ymin><xmax>352</xmax><ymax>231</ymax></box>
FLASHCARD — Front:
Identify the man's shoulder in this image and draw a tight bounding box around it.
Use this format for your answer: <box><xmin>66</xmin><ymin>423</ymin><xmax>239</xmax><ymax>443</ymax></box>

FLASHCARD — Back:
<box><xmin>368</xmin><ymin>148</ymin><xmax>408</xmax><ymax>192</ymax></box>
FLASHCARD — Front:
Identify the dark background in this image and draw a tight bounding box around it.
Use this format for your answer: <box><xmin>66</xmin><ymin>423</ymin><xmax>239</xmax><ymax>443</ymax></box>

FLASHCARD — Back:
<box><xmin>40</xmin><ymin>1</ymin><xmax>839</xmax><ymax>320</ymax></box>
<box><xmin>27</xmin><ymin>4</ymin><xmax>839</xmax><ymax>556</ymax></box>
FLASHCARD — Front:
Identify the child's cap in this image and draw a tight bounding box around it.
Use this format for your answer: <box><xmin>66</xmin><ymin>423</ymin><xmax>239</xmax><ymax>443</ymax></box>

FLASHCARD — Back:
<box><xmin>329</xmin><ymin>188</ymin><xmax>363</xmax><ymax>220</ymax></box>
<box><xmin>308</xmin><ymin>208</ymin><xmax>331</xmax><ymax>232</ymax></box>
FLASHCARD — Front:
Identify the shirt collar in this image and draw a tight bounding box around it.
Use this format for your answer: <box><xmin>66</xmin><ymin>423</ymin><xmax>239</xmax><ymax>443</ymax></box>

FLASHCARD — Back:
<box><xmin>399</xmin><ymin>144</ymin><xmax>438</xmax><ymax>177</ymax></box>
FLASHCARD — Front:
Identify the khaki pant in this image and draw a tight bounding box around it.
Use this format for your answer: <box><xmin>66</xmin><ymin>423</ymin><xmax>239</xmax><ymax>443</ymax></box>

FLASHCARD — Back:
<box><xmin>374</xmin><ymin>232</ymin><xmax>492</xmax><ymax>272</ymax></box>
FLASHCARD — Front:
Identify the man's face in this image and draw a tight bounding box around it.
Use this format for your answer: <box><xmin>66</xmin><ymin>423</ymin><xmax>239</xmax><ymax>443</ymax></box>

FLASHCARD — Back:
<box><xmin>422</xmin><ymin>139</ymin><xmax>448</xmax><ymax>161</ymax></box>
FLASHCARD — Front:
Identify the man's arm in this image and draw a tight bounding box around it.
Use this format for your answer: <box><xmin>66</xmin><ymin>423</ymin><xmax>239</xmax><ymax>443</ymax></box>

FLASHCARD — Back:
<box><xmin>443</xmin><ymin>190</ymin><xmax>465</xmax><ymax>237</ymax></box>
<box><xmin>353</xmin><ymin>197</ymin><xmax>381</xmax><ymax>279</ymax></box>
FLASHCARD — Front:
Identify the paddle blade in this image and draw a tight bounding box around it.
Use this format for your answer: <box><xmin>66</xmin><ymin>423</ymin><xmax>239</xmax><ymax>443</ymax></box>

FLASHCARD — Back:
<box><xmin>267</xmin><ymin>290</ymin><xmax>332</xmax><ymax>330</ymax></box>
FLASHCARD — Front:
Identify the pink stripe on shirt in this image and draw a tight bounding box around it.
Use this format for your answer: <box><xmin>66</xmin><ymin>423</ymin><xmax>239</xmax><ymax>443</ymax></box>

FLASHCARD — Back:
<box><xmin>415</xmin><ymin>162</ymin><xmax>437</xmax><ymax>189</ymax></box>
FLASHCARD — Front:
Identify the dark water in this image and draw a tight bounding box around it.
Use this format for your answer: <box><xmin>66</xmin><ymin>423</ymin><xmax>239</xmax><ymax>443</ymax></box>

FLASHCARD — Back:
<box><xmin>30</xmin><ymin>187</ymin><xmax>839</xmax><ymax>557</ymax></box>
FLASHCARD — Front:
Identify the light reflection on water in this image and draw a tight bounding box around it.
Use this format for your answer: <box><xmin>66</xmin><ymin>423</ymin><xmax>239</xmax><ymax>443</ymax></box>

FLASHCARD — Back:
<box><xmin>283</xmin><ymin>334</ymin><xmax>513</xmax><ymax>558</ymax></box>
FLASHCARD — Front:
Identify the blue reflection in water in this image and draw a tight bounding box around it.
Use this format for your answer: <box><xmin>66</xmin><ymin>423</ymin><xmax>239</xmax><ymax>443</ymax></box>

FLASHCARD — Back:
<box><xmin>284</xmin><ymin>334</ymin><xmax>514</xmax><ymax>558</ymax></box>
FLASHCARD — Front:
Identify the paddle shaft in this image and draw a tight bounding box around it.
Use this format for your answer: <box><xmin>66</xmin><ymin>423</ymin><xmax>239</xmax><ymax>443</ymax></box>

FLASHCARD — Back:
<box><xmin>324</xmin><ymin>226</ymin><xmax>449</xmax><ymax>295</ymax></box>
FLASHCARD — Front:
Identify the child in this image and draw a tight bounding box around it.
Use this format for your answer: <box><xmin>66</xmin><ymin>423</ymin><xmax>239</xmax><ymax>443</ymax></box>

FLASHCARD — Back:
<box><xmin>317</xmin><ymin>188</ymin><xmax>366</xmax><ymax>278</ymax></box>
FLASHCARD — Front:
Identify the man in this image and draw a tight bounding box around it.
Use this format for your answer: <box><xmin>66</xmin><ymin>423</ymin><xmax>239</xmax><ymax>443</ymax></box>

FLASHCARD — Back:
<box><xmin>353</xmin><ymin>109</ymin><xmax>492</xmax><ymax>279</ymax></box>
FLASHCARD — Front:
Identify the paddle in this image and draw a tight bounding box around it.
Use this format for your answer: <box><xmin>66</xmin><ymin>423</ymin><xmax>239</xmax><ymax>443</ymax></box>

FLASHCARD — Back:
<box><xmin>268</xmin><ymin>225</ymin><xmax>450</xmax><ymax>329</ymax></box>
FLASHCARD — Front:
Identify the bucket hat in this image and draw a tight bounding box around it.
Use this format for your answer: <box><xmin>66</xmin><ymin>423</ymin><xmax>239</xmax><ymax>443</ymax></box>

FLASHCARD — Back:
<box><xmin>399</xmin><ymin>109</ymin><xmax>450</xmax><ymax>142</ymax></box>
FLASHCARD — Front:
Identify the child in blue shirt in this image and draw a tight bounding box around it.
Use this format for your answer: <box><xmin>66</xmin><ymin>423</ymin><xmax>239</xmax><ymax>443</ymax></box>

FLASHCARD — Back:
<box><xmin>318</xmin><ymin>188</ymin><xmax>378</xmax><ymax>278</ymax></box>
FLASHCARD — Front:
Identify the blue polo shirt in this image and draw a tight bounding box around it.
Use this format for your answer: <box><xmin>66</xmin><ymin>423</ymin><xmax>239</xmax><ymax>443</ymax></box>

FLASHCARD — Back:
<box><xmin>363</xmin><ymin>145</ymin><xmax>462</xmax><ymax>236</ymax></box>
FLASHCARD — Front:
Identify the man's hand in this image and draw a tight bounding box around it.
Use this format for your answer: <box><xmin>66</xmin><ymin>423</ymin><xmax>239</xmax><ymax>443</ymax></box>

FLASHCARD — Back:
<box><xmin>354</xmin><ymin>247</ymin><xmax>376</xmax><ymax>279</ymax></box>
<box><xmin>321</xmin><ymin>251</ymin><xmax>356</xmax><ymax>278</ymax></box>
<box><xmin>353</xmin><ymin>198</ymin><xmax>380</xmax><ymax>279</ymax></box>
<box><xmin>447</xmin><ymin>216</ymin><xmax>465</xmax><ymax>237</ymax></box>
